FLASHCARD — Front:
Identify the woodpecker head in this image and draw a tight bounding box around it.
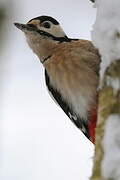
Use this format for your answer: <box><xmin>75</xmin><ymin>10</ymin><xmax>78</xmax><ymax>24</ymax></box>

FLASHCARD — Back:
<box><xmin>14</xmin><ymin>15</ymin><xmax>68</xmax><ymax>62</ymax></box>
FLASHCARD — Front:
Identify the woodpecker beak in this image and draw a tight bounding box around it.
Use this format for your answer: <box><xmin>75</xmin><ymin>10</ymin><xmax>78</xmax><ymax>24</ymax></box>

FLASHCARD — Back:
<box><xmin>14</xmin><ymin>23</ymin><xmax>36</xmax><ymax>33</ymax></box>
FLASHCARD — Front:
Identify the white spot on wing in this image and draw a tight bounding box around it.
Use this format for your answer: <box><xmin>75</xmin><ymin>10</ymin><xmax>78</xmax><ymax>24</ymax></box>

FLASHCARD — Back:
<box><xmin>68</xmin><ymin>112</ymin><xmax>77</xmax><ymax>121</ymax></box>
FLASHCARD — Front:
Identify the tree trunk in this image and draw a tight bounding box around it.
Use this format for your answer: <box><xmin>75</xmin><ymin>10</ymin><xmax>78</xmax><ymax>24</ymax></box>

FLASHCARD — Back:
<box><xmin>91</xmin><ymin>59</ymin><xmax>120</xmax><ymax>180</ymax></box>
<box><xmin>88</xmin><ymin>0</ymin><xmax>120</xmax><ymax>180</ymax></box>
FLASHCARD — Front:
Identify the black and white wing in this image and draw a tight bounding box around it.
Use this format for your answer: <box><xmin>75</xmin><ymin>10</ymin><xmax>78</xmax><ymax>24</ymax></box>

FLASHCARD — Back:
<box><xmin>45</xmin><ymin>69</ymin><xmax>90</xmax><ymax>140</ymax></box>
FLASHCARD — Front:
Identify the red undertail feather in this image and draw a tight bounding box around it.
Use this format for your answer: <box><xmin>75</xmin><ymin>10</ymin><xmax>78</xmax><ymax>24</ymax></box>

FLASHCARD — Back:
<box><xmin>88</xmin><ymin>108</ymin><xmax>98</xmax><ymax>144</ymax></box>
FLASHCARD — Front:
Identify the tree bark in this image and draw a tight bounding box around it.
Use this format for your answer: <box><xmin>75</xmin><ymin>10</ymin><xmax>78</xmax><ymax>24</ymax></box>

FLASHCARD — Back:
<box><xmin>87</xmin><ymin>1</ymin><xmax>120</xmax><ymax>180</ymax></box>
<box><xmin>90</xmin><ymin>59</ymin><xmax>120</xmax><ymax>180</ymax></box>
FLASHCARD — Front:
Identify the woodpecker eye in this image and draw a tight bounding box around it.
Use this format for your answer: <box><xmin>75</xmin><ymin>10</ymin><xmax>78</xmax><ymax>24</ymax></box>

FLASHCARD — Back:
<box><xmin>43</xmin><ymin>22</ymin><xmax>51</xmax><ymax>28</ymax></box>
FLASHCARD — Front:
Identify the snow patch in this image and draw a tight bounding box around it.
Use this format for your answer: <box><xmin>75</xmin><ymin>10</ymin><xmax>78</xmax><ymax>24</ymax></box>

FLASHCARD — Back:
<box><xmin>92</xmin><ymin>0</ymin><xmax>120</xmax><ymax>79</ymax></box>
<box><xmin>106</xmin><ymin>77</ymin><xmax>120</xmax><ymax>94</ymax></box>
<box><xmin>102</xmin><ymin>115</ymin><xmax>120</xmax><ymax>180</ymax></box>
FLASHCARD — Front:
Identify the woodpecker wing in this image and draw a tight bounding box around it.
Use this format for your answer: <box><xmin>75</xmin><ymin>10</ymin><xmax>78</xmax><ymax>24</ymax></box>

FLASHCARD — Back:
<box><xmin>45</xmin><ymin>69</ymin><xmax>90</xmax><ymax>140</ymax></box>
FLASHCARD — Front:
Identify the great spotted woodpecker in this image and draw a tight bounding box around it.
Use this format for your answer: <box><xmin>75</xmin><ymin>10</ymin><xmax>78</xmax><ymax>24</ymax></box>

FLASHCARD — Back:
<box><xmin>14</xmin><ymin>15</ymin><xmax>101</xmax><ymax>143</ymax></box>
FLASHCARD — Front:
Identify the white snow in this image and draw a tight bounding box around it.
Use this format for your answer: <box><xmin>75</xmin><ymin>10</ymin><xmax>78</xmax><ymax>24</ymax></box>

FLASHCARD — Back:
<box><xmin>102</xmin><ymin>115</ymin><xmax>120</xmax><ymax>180</ymax></box>
<box><xmin>106</xmin><ymin>77</ymin><xmax>120</xmax><ymax>95</ymax></box>
<box><xmin>92</xmin><ymin>0</ymin><xmax>120</xmax><ymax>79</ymax></box>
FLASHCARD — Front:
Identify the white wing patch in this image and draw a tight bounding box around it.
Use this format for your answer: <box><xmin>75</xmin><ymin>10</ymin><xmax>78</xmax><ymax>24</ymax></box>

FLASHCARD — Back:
<box><xmin>68</xmin><ymin>112</ymin><xmax>77</xmax><ymax>121</ymax></box>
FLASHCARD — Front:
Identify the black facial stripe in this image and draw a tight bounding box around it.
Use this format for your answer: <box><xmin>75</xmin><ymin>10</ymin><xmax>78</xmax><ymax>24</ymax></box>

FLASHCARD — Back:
<box><xmin>27</xmin><ymin>24</ymin><xmax>36</xmax><ymax>28</ymax></box>
<box><xmin>35</xmin><ymin>29</ymin><xmax>71</xmax><ymax>42</ymax></box>
<box><xmin>28</xmin><ymin>15</ymin><xmax>59</xmax><ymax>25</ymax></box>
<box><xmin>42</xmin><ymin>55</ymin><xmax>51</xmax><ymax>64</ymax></box>
<box><xmin>26</xmin><ymin>24</ymin><xmax>79</xmax><ymax>43</ymax></box>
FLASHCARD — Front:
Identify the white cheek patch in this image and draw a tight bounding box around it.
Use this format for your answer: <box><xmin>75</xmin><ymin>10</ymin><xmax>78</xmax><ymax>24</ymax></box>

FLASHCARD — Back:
<box><xmin>38</xmin><ymin>24</ymin><xmax>66</xmax><ymax>38</ymax></box>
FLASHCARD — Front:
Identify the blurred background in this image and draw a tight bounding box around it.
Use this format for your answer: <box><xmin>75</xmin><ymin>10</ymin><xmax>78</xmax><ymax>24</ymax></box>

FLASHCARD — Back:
<box><xmin>0</xmin><ymin>0</ymin><xmax>96</xmax><ymax>180</ymax></box>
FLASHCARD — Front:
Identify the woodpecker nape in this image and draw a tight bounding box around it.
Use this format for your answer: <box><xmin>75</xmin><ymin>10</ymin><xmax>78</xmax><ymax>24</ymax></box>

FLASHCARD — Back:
<box><xmin>14</xmin><ymin>15</ymin><xmax>101</xmax><ymax>143</ymax></box>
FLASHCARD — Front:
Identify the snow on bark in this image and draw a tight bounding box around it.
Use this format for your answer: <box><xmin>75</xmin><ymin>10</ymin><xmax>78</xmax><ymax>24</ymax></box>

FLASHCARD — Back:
<box><xmin>106</xmin><ymin>77</ymin><xmax>120</xmax><ymax>95</ymax></box>
<box><xmin>102</xmin><ymin>115</ymin><xmax>120</xmax><ymax>180</ymax></box>
<box><xmin>90</xmin><ymin>0</ymin><xmax>120</xmax><ymax>180</ymax></box>
<box><xmin>91</xmin><ymin>0</ymin><xmax>120</xmax><ymax>79</ymax></box>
